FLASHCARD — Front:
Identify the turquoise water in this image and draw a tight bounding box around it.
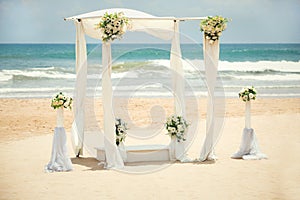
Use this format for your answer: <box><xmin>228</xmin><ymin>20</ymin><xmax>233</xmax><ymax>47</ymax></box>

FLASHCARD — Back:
<box><xmin>0</xmin><ymin>43</ymin><xmax>299</xmax><ymax>98</ymax></box>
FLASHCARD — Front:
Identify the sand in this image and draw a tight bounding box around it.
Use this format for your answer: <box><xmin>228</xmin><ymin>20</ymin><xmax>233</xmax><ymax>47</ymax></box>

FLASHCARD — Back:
<box><xmin>0</xmin><ymin>98</ymin><xmax>300</xmax><ymax>200</ymax></box>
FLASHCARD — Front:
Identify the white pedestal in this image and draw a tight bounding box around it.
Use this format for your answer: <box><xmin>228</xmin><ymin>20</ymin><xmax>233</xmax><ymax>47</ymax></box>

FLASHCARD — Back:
<box><xmin>232</xmin><ymin>101</ymin><xmax>267</xmax><ymax>160</ymax></box>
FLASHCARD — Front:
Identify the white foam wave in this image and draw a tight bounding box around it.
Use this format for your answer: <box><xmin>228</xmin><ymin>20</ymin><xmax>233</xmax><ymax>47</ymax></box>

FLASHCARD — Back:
<box><xmin>111</xmin><ymin>71</ymin><xmax>138</xmax><ymax>79</ymax></box>
<box><xmin>0</xmin><ymin>73</ymin><xmax>13</xmax><ymax>81</ymax></box>
<box><xmin>232</xmin><ymin>74</ymin><xmax>300</xmax><ymax>81</ymax></box>
<box><xmin>149</xmin><ymin>59</ymin><xmax>300</xmax><ymax>73</ymax></box>
<box><xmin>0</xmin><ymin>69</ymin><xmax>76</xmax><ymax>80</ymax></box>
<box><xmin>0</xmin><ymin>87</ymin><xmax>74</xmax><ymax>94</ymax></box>
<box><xmin>219</xmin><ymin>60</ymin><xmax>300</xmax><ymax>72</ymax></box>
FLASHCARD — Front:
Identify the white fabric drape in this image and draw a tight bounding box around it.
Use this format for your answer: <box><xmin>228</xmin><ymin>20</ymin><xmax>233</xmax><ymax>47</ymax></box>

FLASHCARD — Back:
<box><xmin>102</xmin><ymin>42</ymin><xmax>124</xmax><ymax>169</ymax></box>
<box><xmin>231</xmin><ymin>128</ymin><xmax>267</xmax><ymax>160</ymax></box>
<box><xmin>169</xmin><ymin>21</ymin><xmax>187</xmax><ymax>161</ymax></box>
<box><xmin>71</xmin><ymin>21</ymin><xmax>87</xmax><ymax>156</ymax></box>
<box><xmin>199</xmin><ymin>38</ymin><xmax>220</xmax><ymax>161</ymax></box>
<box><xmin>81</xmin><ymin>18</ymin><xmax>174</xmax><ymax>41</ymax></box>
<box><xmin>45</xmin><ymin>127</ymin><xmax>73</xmax><ymax>172</ymax></box>
<box><xmin>75</xmin><ymin>8</ymin><xmax>174</xmax><ymax>41</ymax></box>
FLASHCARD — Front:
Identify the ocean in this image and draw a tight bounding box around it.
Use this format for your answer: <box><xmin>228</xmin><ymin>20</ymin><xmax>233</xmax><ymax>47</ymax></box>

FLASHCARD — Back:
<box><xmin>0</xmin><ymin>43</ymin><xmax>299</xmax><ymax>98</ymax></box>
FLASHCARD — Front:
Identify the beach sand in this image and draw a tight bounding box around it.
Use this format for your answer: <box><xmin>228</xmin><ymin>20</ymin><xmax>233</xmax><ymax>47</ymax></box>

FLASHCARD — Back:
<box><xmin>0</xmin><ymin>98</ymin><xmax>299</xmax><ymax>199</ymax></box>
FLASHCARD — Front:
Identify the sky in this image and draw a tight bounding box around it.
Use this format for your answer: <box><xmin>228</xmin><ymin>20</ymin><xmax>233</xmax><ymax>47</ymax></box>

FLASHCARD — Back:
<box><xmin>0</xmin><ymin>0</ymin><xmax>300</xmax><ymax>43</ymax></box>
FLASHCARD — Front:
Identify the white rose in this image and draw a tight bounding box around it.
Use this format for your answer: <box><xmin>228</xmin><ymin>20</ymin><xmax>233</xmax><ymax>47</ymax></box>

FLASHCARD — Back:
<box><xmin>113</xmin><ymin>27</ymin><xmax>118</xmax><ymax>33</ymax></box>
<box><xmin>64</xmin><ymin>101</ymin><xmax>69</xmax><ymax>107</ymax></box>
<box><xmin>249</xmin><ymin>93</ymin><xmax>254</xmax><ymax>99</ymax></box>
<box><xmin>59</xmin><ymin>100</ymin><xmax>64</xmax><ymax>105</ymax></box>
<box><xmin>243</xmin><ymin>95</ymin><xmax>248</xmax><ymax>101</ymax></box>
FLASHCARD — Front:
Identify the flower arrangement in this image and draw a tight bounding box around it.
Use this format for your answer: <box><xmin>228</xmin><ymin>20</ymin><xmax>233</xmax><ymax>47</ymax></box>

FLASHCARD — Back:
<box><xmin>165</xmin><ymin>115</ymin><xmax>189</xmax><ymax>142</ymax></box>
<box><xmin>239</xmin><ymin>86</ymin><xmax>257</xmax><ymax>102</ymax></box>
<box><xmin>51</xmin><ymin>92</ymin><xmax>72</xmax><ymax>109</ymax></box>
<box><xmin>95</xmin><ymin>12</ymin><xmax>129</xmax><ymax>42</ymax></box>
<box><xmin>115</xmin><ymin>118</ymin><xmax>127</xmax><ymax>146</ymax></box>
<box><xmin>200</xmin><ymin>16</ymin><xmax>230</xmax><ymax>44</ymax></box>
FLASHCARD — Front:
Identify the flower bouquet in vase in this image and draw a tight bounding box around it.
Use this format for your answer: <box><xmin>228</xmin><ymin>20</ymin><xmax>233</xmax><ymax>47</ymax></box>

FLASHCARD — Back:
<box><xmin>45</xmin><ymin>92</ymin><xmax>73</xmax><ymax>172</ymax></box>
<box><xmin>238</xmin><ymin>86</ymin><xmax>257</xmax><ymax>128</ymax></box>
<box><xmin>115</xmin><ymin>118</ymin><xmax>128</xmax><ymax>161</ymax></box>
<box><xmin>165</xmin><ymin>115</ymin><xmax>189</xmax><ymax>160</ymax></box>
<box><xmin>51</xmin><ymin>92</ymin><xmax>72</xmax><ymax>127</ymax></box>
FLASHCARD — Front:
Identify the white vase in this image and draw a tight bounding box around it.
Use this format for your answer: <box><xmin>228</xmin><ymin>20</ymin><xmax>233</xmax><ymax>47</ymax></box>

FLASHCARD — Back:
<box><xmin>169</xmin><ymin>137</ymin><xmax>176</xmax><ymax>161</ymax></box>
<box><xmin>118</xmin><ymin>142</ymin><xmax>127</xmax><ymax>162</ymax></box>
<box><xmin>245</xmin><ymin>101</ymin><xmax>251</xmax><ymax>129</ymax></box>
<box><xmin>56</xmin><ymin>107</ymin><xmax>64</xmax><ymax>128</ymax></box>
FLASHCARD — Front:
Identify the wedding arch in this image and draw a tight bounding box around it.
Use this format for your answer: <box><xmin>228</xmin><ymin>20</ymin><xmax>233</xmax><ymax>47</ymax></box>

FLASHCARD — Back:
<box><xmin>65</xmin><ymin>8</ymin><xmax>223</xmax><ymax>169</ymax></box>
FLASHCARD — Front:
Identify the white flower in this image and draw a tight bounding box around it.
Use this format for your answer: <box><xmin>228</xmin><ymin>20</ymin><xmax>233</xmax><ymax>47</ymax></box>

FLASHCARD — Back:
<box><xmin>112</xmin><ymin>27</ymin><xmax>118</xmax><ymax>33</ymax></box>
<box><xmin>64</xmin><ymin>101</ymin><xmax>69</xmax><ymax>107</ymax></box>
<box><xmin>59</xmin><ymin>100</ymin><xmax>64</xmax><ymax>105</ymax></box>
<box><xmin>243</xmin><ymin>95</ymin><xmax>248</xmax><ymax>101</ymax></box>
<box><xmin>249</xmin><ymin>93</ymin><xmax>254</xmax><ymax>99</ymax></box>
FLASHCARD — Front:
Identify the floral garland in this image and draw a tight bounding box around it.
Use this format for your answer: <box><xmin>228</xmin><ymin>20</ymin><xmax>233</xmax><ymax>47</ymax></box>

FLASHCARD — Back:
<box><xmin>165</xmin><ymin>115</ymin><xmax>189</xmax><ymax>142</ymax></box>
<box><xmin>95</xmin><ymin>12</ymin><xmax>129</xmax><ymax>42</ymax></box>
<box><xmin>51</xmin><ymin>92</ymin><xmax>72</xmax><ymax>110</ymax></box>
<box><xmin>200</xmin><ymin>16</ymin><xmax>229</xmax><ymax>44</ymax></box>
<box><xmin>115</xmin><ymin>118</ymin><xmax>127</xmax><ymax>146</ymax></box>
<box><xmin>239</xmin><ymin>86</ymin><xmax>257</xmax><ymax>102</ymax></box>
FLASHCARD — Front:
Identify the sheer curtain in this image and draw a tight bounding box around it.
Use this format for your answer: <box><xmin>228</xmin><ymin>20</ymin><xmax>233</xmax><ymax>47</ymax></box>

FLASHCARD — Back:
<box><xmin>71</xmin><ymin>21</ymin><xmax>87</xmax><ymax>156</ymax></box>
<box><xmin>101</xmin><ymin>42</ymin><xmax>124</xmax><ymax>168</ymax></box>
<box><xmin>199</xmin><ymin>37</ymin><xmax>220</xmax><ymax>161</ymax></box>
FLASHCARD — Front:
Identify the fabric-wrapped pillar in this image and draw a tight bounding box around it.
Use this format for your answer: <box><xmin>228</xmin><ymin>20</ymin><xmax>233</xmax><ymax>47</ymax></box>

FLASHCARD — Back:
<box><xmin>102</xmin><ymin>42</ymin><xmax>124</xmax><ymax>169</ymax></box>
<box><xmin>199</xmin><ymin>37</ymin><xmax>220</xmax><ymax>161</ymax></box>
<box><xmin>71</xmin><ymin>21</ymin><xmax>87</xmax><ymax>156</ymax></box>
<box><xmin>170</xmin><ymin>20</ymin><xmax>186</xmax><ymax>161</ymax></box>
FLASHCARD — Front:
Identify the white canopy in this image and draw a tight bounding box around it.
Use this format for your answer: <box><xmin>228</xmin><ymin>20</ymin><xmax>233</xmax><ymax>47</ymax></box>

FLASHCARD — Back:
<box><xmin>66</xmin><ymin>8</ymin><xmax>221</xmax><ymax>169</ymax></box>
<box><xmin>65</xmin><ymin>8</ymin><xmax>205</xmax><ymax>40</ymax></box>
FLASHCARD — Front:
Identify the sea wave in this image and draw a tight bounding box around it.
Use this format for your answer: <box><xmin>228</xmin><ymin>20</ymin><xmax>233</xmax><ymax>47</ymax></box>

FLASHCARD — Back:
<box><xmin>226</xmin><ymin>73</ymin><xmax>300</xmax><ymax>81</ymax></box>
<box><xmin>132</xmin><ymin>59</ymin><xmax>300</xmax><ymax>73</ymax></box>
<box><xmin>0</xmin><ymin>69</ymin><xmax>75</xmax><ymax>81</ymax></box>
